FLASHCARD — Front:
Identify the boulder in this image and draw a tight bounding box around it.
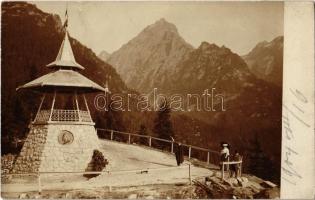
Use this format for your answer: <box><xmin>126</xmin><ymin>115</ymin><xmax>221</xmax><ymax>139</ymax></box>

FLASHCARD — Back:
<box><xmin>254</xmin><ymin>187</ymin><xmax>280</xmax><ymax>199</ymax></box>
<box><xmin>237</xmin><ymin>177</ymin><xmax>249</xmax><ymax>187</ymax></box>
<box><xmin>18</xmin><ymin>193</ymin><xmax>29</xmax><ymax>199</ymax></box>
<box><xmin>233</xmin><ymin>187</ymin><xmax>254</xmax><ymax>199</ymax></box>
<box><xmin>128</xmin><ymin>194</ymin><xmax>138</xmax><ymax>199</ymax></box>
<box><xmin>223</xmin><ymin>178</ymin><xmax>238</xmax><ymax>187</ymax></box>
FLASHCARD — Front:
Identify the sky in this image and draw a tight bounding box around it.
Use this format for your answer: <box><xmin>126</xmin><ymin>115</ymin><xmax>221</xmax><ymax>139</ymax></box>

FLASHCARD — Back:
<box><xmin>33</xmin><ymin>1</ymin><xmax>283</xmax><ymax>55</ymax></box>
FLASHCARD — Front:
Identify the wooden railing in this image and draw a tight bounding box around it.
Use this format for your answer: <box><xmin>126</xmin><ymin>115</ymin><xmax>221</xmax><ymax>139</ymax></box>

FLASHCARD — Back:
<box><xmin>51</xmin><ymin>109</ymin><xmax>79</xmax><ymax>122</ymax></box>
<box><xmin>34</xmin><ymin>109</ymin><xmax>92</xmax><ymax>123</ymax></box>
<box><xmin>96</xmin><ymin>128</ymin><xmax>221</xmax><ymax>166</ymax></box>
<box><xmin>220</xmin><ymin>160</ymin><xmax>243</xmax><ymax>180</ymax></box>
<box><xmin>34</xmin><ymin>110</ymin><xmax>50</xmax><ymax>123</ymax></box>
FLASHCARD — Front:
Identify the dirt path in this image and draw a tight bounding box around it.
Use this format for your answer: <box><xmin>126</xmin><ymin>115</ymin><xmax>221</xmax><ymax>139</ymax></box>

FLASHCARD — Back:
<box><xmin>2</xmin><ymin>140</ymin><xmax>213</xmax><ymax>194</ymax></box>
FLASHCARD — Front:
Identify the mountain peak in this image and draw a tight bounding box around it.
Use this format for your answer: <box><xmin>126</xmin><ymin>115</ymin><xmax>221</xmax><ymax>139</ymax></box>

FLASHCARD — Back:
<box><xmin>198</xmin><ymin>42</ymin><xmax>232</xmax><ymax>54</ymax></box>
<box><xmin>199</xmin><ymin>41</ymin><xmax>219</xmax><ymax>50</ymax></box>
<box><xmin>157</xmin><ymin>18</ymin><xmax>167</xmax><ymax>23</ymax></box>
<box><xmin>144</xmin><ymin>18</ymin><xmax>178</xmax><ymax>34</ymax></box>
<box><xmin>243</xmin><ymin>36</ymin><xmax>283</xmax><ymax>86</ymax></box>
<box><xmin>98</xmin><ymin>50</ymin><xmax>111</xmax><ymax>62</ymax></box>
<box><xmin>107</xmin><ymin>18</ymin><xmax>193</xmax><ymax>93</ymax></box>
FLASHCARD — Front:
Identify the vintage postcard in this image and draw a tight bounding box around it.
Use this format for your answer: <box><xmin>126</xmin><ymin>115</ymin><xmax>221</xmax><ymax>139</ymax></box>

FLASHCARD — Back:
<box><xmin>1</xmin><ymin>1</ymin><xmax>314</xmax><ymax>199</ymax></box>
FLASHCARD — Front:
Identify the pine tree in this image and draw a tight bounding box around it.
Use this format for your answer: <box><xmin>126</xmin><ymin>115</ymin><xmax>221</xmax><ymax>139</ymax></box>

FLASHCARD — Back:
<box><xmin>247</xmin><ymin>134</ymin><xmax>276</xmax><ymax>181</ymax></box>
<box><xmin>138</xmin><ymin>124</ymin><xmax>148</xmax><ymax>145</ymax></box>
<box><xmin>153</xmin><ymin>100</ymin><xmax>174</xmax><ymax>149</ymax></box>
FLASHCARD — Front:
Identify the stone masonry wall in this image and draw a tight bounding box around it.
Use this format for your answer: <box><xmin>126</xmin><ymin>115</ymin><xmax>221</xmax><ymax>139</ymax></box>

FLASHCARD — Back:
<box><xmin>12</xmin><ymin>124</ymin><xmax>48</xmax><ymax>173</ymax></box>
<box><xmin>39</xmin><ymin>124</ymin><xmax>100</xmax><ymax>172</ymax></box>
<box><xmin>12</xmin><ymin>123</ymin><xmax>100</xmax><ymax>174</ymax></box>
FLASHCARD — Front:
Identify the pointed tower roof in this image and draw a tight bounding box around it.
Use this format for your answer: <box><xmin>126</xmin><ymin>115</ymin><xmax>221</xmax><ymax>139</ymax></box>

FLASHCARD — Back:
<box><xmin>47</xmin><ymin>31</ymin><xmax>84</xmax><ymax>70</ymax></box>
<box><xmin>17</xmin><ymin>9</ymin><xmax>106</xmax><ymax>93</ymax></box>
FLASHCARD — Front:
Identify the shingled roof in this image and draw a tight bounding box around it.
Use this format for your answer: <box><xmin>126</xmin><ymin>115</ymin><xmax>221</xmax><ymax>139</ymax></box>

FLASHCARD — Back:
<box><xmin>47</xmin><ymin>31</ymin><xmax>84</xmax><ymax>70</ymax></box>
<box><xmin>17</xmin><ymin>69</ymin><xmax>105</xmax><ymax>92</ymax></box>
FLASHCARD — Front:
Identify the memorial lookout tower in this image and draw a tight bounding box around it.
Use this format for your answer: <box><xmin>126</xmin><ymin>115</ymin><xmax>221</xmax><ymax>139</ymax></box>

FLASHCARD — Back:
<box><xmin>13</xmin><ymin>13</ymin><xmax>106</xmax><ymax>173</ymax></box>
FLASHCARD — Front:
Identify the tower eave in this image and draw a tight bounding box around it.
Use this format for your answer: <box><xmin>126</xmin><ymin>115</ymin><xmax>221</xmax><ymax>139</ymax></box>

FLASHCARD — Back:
<box><xmin>46</xmin><ymin>60</ymin><xmax>85</xmax><ymax>70</ymax></box>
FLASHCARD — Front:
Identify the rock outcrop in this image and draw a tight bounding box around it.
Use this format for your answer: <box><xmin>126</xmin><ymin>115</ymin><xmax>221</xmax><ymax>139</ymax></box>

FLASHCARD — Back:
<box><xmin>195</xmin><ymin>173</ymin><xmax>280</xmax><ymax>199</ymax></box>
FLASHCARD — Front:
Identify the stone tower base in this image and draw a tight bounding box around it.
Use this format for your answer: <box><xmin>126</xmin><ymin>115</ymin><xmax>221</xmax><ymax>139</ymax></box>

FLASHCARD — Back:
<box><xmin>13</xmin><ymin>123</ymin><xmax>100</xmax><ymax>173</ymax></box>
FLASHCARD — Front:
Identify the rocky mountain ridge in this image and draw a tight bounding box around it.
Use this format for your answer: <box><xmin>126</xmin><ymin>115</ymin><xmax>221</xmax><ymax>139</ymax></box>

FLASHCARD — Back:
<box><xmin>243</xmin><ymin>36</ymin><xmax>283</xmax><ymax>86</ymax></box>
<box><xmin>107</xmin><ymin>19</ymin><xmax>282</xmax><ymax>182</ymax></box>
<box><xmin>107</xmin><ymin>18</ymin><xmax>194</xmax><ymax>93</ymax></box>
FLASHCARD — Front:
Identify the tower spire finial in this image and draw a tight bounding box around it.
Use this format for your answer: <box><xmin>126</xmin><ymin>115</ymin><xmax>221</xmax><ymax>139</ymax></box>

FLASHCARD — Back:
<box><xmin>105</xmin><ymin>75</ymin><xmax>111</xmax><ymax>94</ymax></box>
<box><xmin>46</xmin><ymin>4</ymin><xmax>84</xmax><ymax>70</ymax></box>
<box><xmin>63</xmin><ymin>6</ymin><xmax>68</xmax><ymax>30</ymax></box>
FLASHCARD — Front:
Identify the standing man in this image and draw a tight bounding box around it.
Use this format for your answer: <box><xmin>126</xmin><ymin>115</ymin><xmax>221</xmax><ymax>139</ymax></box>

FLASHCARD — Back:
<box><xmin>171</xmin><ymin>136</ymin><xmax>184</xmax><ymax>166</ymax></box>
<box><xmin>220</xmin><ymin>142</ymin><xmax>230</xmax><ymax>170</ymax></box>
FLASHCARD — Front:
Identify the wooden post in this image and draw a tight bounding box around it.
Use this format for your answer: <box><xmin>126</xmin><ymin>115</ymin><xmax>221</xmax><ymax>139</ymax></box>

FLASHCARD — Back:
<box><xmin>83</xmin><ymin>94</ymin><xmax>90</xmax><ymax>113</ymax></box>
<box><xmin>128</xmin><ymin>134</ymin><xmax>131</xmax><ymax>144</ymax></box>
<box><xmin>48</xmin><ymin>90</ymin><xmax>56</xmax><ymax>122</ymax></box>
<box><xmin>188</xmin><ymin>146</ymin><xmax>192</xmax><ymax>159</ymax></box>
<box><xmin>75</xmin><ymin>90</ymin><xmax>81</xmax><ymax>121</ymax></box>
<box><xmin>222</xmin><ymin>163</ymin><xmax>225</xmax><ymax>180</ymax></box>
<box><xmin>171</xmin><ymin>142</ymin><xmax>174</xmax><ymax>153</ymax></box>
<box><xmin>38</xmin><ymin>173</ymin><xmax>42</xmax><ymax>195</ymax></box>
<box><xmin>227</xmin><ymin>157</ymin><xmax>230</xmax><ymax>171</ymax></box>
<box><xmin>188</xmin><ymin>164</ymin><xmax>192</xmax><ymax>185</ymax></box>
<box><xmin>207</xmin><ymin>152</ymin><xmax>210</xmax><ymax>164</ymax></box>
<box><xmin>110</xmin><ymin>130</ymin><xmax>114</xmax><ymax>140</ymax></box>
<box><xmin>34</xmin><ymin>94</ymin><xmax>46</xmax><ymax>122</ymax></box>
<box><xmin>149</xmin><ymin>137</ymin><xmax>152</xmax><ymax>147</ymax></box>
<box><xmin>239</xmin><ymin>160</ymin><xmax>243</xmax><ymax>177</ymax></box>
<box><xmin>83</xmin><ymin>94</ymin><xmax>92</xmax><ymax>121</ymax></box>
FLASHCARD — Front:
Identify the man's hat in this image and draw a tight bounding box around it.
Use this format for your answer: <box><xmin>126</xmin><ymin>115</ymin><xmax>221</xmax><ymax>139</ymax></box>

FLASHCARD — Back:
<box><xmin>221</xmin><ymin>142</ymin><xmax>229</xmax><ymax>147</ymax></box>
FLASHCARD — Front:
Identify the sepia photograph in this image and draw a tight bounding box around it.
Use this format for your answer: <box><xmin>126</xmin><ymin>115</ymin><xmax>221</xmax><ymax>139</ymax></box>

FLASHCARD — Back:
<box><xmin>0</xmin><ymin>1</ymin><xmax>297</xmax><ymax>199</ymax></box>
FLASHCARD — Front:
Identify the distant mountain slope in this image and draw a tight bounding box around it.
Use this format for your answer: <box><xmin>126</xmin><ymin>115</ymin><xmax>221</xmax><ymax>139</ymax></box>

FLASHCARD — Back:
<box><xmin>168</xmin><ymin>42</ymin><xmax>254</xmax><ymax>96</ymax></box>
<box><xmin>98</xmin><ymin>50</ymin><xmax>111</xmax><ymax>62</ymax></box>
<box><xmin>164</xmin><ymin>41</ymin><xmax>282</xmax><ymax>182</ymax></box>
<box><xmin>242</xmin><ymin>36</ymin><xmax>283</xmax><ymax>86</ymax></box>
<box><xmin>1</xmin><ymin>2</ymin><xmax>130</xmax><ymax>153</ymax></box>
<box><xmin>107</xmin><ymin>18</ymin><xmax>193</xmax><ymax>93</ymax></box>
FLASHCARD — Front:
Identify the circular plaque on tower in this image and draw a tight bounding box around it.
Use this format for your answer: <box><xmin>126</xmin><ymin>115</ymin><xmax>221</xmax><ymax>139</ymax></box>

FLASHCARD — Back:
<box><xmin>58</xmin><ymin>130</ymin><xmax>74</xmax><ymax>145</ymax></box>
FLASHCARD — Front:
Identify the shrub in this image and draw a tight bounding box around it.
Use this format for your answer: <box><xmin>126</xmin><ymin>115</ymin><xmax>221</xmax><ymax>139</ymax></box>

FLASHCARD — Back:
<box><xmin>84</xmin><ymin>150</ymin><xmax>108</xmax><ymax>178</ymax></box>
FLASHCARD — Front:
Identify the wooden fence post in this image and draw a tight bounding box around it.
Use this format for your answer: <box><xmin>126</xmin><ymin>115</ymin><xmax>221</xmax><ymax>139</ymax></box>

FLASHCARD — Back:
<box><xmin>207</xmin><ymin>152</ymin><xmax>210</xmax><ymax>164</ymax></box>
<box><xmin>188</xmin><ymin>146</ymin><xmax>192</xmax><ymax>159</ymax></box>
<box><xmin>221</xmin><ymin>163</ymin><xmax>225</xmax><ymax>180</ymax></box>
<box><xmin>171</xmin><ymin>142</ymin><xmax>174</xmax><ymax>153</ymax></box>
<box><xmin>188</xmin><ymin>164</ymin><xmax>192</xmax><ymax>185</ymax></box>
<box><xmin>149</xmin><ymin>137</ymin><xmax>152</xmax><ymax>147</ymax></box>
<box><xmin>240</xmin><ymin>161</ymin><xmax>242</xmax><ymax>177</ymax></box>
<box><xmin>110</xmin><ymin>130</ymin><xmax>113</xmax><ymax>140</ymax></box>
<box><xmin>38</xmin><ymin>173</ymin><xmax>42</xmax><ymax>195</ymax></box>
<box><xmin>227</xmin><ymin>157</ymin><xmax>230</xmax><ymax>171</ymax></box>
